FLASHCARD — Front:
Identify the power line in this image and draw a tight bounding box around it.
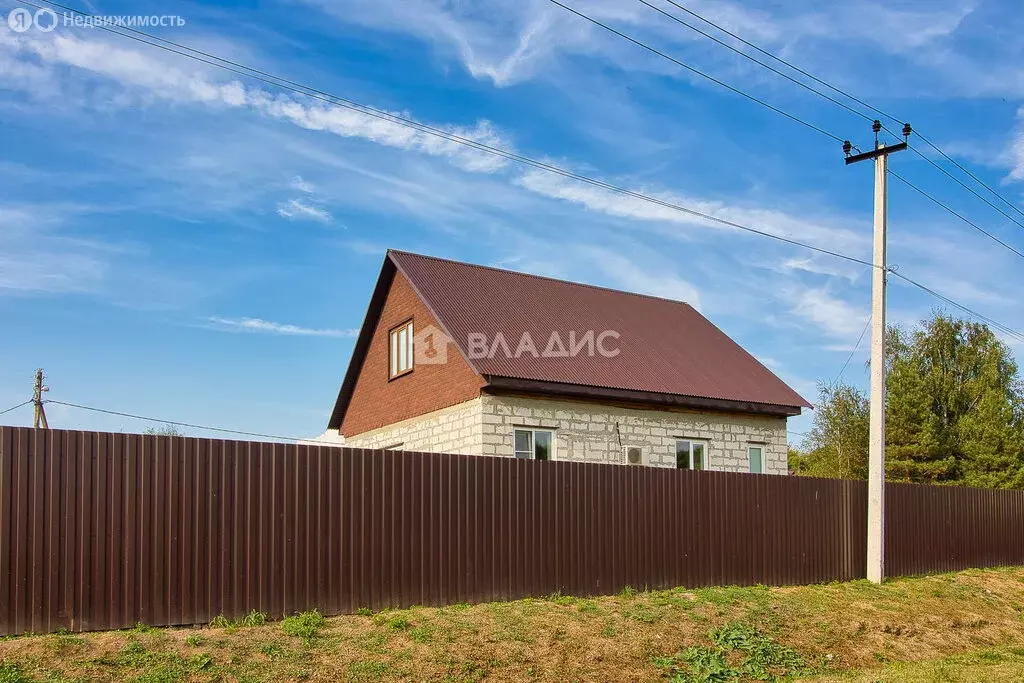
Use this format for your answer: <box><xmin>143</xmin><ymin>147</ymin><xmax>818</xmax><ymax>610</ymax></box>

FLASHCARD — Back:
<box><xmin>630</xmin><ymin>0</ymin><xmax>1024</xmax><ymax>257</ymax></box>
<box><xmin>22</xmin><ymin>2</ymin><xmax>1024</xmax><ymax>349</ymax></box>
<box><xmin>560</xmin><ymin>0</ymin><xmax>1024</xmax><ymax>261</ymax></box>
<box><xmin>45</xmin><ymin>400</ymin><xmax>307</xmax><ymax>442</ymax></box>
<box><xmin>0</xmin><ymin>400</ymin><xmax>32</xmax><ymax>418</ymax></box>
<box><xmin>655</xmin><ymin>0</ymin><xmax>899</xmax><ymax>122</ymax></box>
<box><xmin>21</xmin><ymin>0</ymin><xmax>871</xmax><ymax>268</ymax></box>
<box><xmin>888</xmin><ymin>170</ymin><xmax>1024</xmax><ymax>261</ymax></box>
<box><xmin>890</xmin><ymin>272</ymin><xmax>1024</xmax><ymax>344</ymax></box>
<box><xmin>915</xmin><ymin>132</ymin><xmax>1024</xmax><ymax>223</ymax></box>
<box><xmin>544</xmin><ymin>0</ymin><xmax>846</xmax><ymax>142</ymax></box>
<box><xmin>634</xmin><ymin>0</ymin><xmax>874</xmax><ymax>125</ymax></box>
<box><xmin>903</xmin><ymin>143</ymin><xmax>1024</xmax><ymax>234</ymax></box>
<box><xmin>650</xmin><ymin>0</ymin><xmax>1024</xmax><ymax>225</ymax></box>
<box><xmin>834</xmin><ymin>317</ymin><xmax>871</xmax><ymax>385</ymax></box>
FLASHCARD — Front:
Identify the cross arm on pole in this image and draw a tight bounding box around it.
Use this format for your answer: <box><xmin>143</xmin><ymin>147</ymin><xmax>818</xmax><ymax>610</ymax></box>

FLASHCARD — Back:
<box><xmin>845</xmin><ymin>142</ymin><xmax>907</xmax><ymax>165</ymax></box>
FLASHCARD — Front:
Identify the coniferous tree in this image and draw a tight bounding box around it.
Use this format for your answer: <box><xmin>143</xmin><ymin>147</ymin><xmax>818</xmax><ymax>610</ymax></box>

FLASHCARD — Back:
<box><xmin>795</xmin><ymin>312</ymin><xmax>1024</xmax><ymax>489</ymax></box>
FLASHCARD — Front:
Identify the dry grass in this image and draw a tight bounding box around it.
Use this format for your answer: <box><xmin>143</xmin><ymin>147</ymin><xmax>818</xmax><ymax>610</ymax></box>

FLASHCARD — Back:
<box><xmin>1</xmin><ymin>567</ymin><xmax>1023</xmax><ymax>682</ymax></box>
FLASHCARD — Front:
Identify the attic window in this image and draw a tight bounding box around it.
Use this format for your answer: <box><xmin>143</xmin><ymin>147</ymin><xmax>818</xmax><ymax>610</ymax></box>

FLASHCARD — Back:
<box><xmin>388</xmin><ymin>320</ymin><xmax>414</xmax><ymax>379</ymax></box>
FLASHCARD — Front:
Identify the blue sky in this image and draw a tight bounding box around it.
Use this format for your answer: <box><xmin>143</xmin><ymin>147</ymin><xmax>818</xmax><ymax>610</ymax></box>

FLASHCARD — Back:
<box><xmin>2</xmin><ymin>0</ymin><xmax>1024</xmax><ymax>441</ymax></box>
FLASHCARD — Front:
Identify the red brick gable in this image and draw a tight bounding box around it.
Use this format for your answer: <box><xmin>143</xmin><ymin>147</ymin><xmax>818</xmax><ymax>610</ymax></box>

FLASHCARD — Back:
<box><xmin>340</xmin><ymin>271</ymin><xmax>485</xmax><ymax>437</ymax></box>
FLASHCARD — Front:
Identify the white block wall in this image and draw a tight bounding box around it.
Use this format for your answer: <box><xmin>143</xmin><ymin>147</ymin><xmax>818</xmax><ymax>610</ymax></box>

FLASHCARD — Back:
<box><xmin>343</xmin><ymin>398</ymin><xmax>484</xmax><ymax>454</ymax></box>
<box><xmin>344</xmin><ymin>394</ymin><xmax>789</xmax><ymax>475</ymax></box>
<box><xmin>479</xmin><ymin>395</ymin><xmax>788</xmax><ymax>475</ymax></box>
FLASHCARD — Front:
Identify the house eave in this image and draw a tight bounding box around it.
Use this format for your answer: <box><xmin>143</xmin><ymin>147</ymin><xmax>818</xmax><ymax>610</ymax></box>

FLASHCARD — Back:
<box><xmin>482</xmin><ymin>376</ymin><xmax>804</xmax><ymax>418</ymax></box>
<box><xmin>327</xmin><ymin>257</ymin><xmax>398</xmax><ymax>431</ymax></box>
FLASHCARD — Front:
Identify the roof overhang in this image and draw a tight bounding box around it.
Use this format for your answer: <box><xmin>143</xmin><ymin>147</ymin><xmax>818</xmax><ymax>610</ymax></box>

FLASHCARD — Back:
<box><xmin>327</xmin><ymin>256</ymin><xmax>397</xmax><ymax>431</ymax></box>
<box><xmin>483</xmin><ymin>376</ymin><xmax>804</xmax><ymax>417</ymax></box>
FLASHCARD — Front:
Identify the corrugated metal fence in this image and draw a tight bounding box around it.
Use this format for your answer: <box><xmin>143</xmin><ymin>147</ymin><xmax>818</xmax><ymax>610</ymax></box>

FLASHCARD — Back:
<box><xmin>1</xmin><ymin>427</ymin><xmax>1021</xmax><ymax>635</ymax></box>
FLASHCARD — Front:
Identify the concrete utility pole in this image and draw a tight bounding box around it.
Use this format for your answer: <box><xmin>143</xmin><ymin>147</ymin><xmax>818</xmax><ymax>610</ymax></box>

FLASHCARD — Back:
<box><xmin>32</xmin><ymin>368</ymin><xmax>49</xmax><ymax>429</ymax></box>
<box><xmin>844</xmin><ymin>121</ymin><xmax>910</xmax><ymax>584</ymax></box>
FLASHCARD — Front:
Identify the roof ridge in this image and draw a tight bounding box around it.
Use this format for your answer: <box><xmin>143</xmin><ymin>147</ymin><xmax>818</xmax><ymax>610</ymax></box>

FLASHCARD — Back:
<box><xmin>387</xmin><ymin>249</ymin><xmax>698</xmax><ymax>309</ymax></box>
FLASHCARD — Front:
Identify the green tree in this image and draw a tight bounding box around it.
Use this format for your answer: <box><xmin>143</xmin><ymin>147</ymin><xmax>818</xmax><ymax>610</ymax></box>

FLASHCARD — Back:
<box><xmin>798</xmin><ymin>381</ymin><xmax>870</xmax><ymax>479</ymax></box>
<box><xmin>145</xmin><ymin>424</ymin><xmax>185</xmax><ymax>437</ymax></box>
<box><xmin>885</xmin><ymin>314</ymin><xmax>1024</xmax><ymax>487</ymax></box>
<box><xmin>799</xmin><ymin>312</ymin><xmax>1024</xmax><ymax>488</ymax></box>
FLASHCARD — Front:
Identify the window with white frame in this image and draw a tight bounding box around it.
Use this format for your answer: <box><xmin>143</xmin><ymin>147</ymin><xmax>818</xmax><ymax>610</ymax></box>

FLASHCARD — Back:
<box><xmin>388</xmin><ymin>320</ymin><xmax>414</xmax><ymax>379</ymax></box>
<box><xmin>676</xmin><ymin>439</ymin><xmax>708</xmax><ymax>470</ymax></box>
<box><xmin>514</xmin><ymin>428</ymin><xmax>554</xmax><ymax>461</ymax></box>
<box><xmin>748</xmin><ymin>445</ymin><xmax>764</xmax><ymax>474</ymax></box>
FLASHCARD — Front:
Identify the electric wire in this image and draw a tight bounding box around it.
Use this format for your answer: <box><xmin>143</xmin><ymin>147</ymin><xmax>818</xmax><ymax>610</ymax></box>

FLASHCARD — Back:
<box><xmin>20</xmin><ymin>0</ymin><xmax>872</xmax><ymax>268</ymax></box>
<box><xmin>651</xmin><ymin>0</ymin><xmax>1024</xmax><ymax>223</ymax></box>
<box><xmin>888</xmin><ymin>170</ymin><xmax>1024</xmax><ymax>261</ymax></box>
<box><xmin>45</xmin><ymin>400</ymin><xmax>308</xmax><ymax>442</ymax></box>
<box><xmin>0</xmin><ymin>400</ymin><xmax>32</xmax><ymax>417</ymax></box>
<box><xmin>23</xmin><ymin>1</ymin><xmax>1024</xmax><ymax>349</ymax></box>
<box><xmin>619</xmin><ymin>0</ymin><xmax>1024</xmax><ymax>254</ymax></box>
<box><xmin>834</xmin><ymin>317</ymin><xmax>871</xmax><ymax>385</ymax></box>
<box><xmin>634</xmin><ymin>0</ymin><xmax>874</xmax><ymax>124</ymax></box>
<box><xmin>915</xmin><ymin>132</ymin><xmax>1024</xmax><ymax>222</ymax></box>
<box><xmin>903</xmin><ymin>143</ymin><xmax>1024</xmax><ymax>234</ymax></box>
<box><xmin>545</xmin><ymin>0</ymin><xmax>846</xmax><ymax>142</ymax></box>
<box><xmin>889</xmin><ymin>273</ymin><xmax>1024</xmax><ymax>344</ymax></box>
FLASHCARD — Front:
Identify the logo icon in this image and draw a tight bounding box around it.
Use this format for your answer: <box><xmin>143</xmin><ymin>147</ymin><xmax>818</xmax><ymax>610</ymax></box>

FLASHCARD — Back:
<box><xmin>34</xmin><ymin>7</ymin><xmax>57</xmax><ymax>31</ymax></box>
<box><xmin>7</xmin><ymin>7</ymin><xmax>57</xmax><ymax>32</ymax></box>
<box><xmin>7</xmin><ymin>8</ymin><xmax>31</xmax><ymax>32</ymax></box>
<box><xmin>414</xmin><ymin>324</ymin><xmax>452</xmax><ymax>365</ymax></box>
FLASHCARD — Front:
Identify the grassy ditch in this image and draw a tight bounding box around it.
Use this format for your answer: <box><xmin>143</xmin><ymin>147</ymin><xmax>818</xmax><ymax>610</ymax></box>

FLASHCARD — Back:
<box><xmin>1</xmin><ymin>567</ymin><xmax>1023</xmax><ymax>681</ymax></box>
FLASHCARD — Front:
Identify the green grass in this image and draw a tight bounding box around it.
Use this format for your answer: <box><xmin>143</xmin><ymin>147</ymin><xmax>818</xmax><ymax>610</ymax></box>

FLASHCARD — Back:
<box><xmin>654</xmin><ymin>622</ymin><xmax>812</xmax><ymax>682</ymax></box>
<box><xmin>281</xmin><ymin>610</ymin><xmax>327</xmax><ymax>645</ymax></box>
<box><xmin>209</xmin><ymin>610</ymin><xmax>267</xmax><ymax>630</ymax></box>
<box><xmin>804</xmin><ymin>645</ymin><xmax>1024</xmax><ymax>682</ymax></box>
<box><xmin>0</xmin><ymin>661</ymin><xmax>33</xmax><ymax>683</ymax></box>
<box><xmin>2</xmin><ymin>568</ymin><xmax>1024</xmax><ymax>682</ymax></box>
<box><xmin>347</xmin><ymin>660</ymin><xmax>390</xmax><ymax>681</ymax></box>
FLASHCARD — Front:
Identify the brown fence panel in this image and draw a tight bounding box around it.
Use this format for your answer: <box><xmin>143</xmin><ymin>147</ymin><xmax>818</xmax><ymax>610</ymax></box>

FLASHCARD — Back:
<box><xmin>0</xmin><ymin>426</ymin><xmax>1020</xmax><ymax>635</ymax></box>
<box><xmin>885</xmin><ymin>481</ymin><xmax>1024</xmax><ymax>576</ymax></box>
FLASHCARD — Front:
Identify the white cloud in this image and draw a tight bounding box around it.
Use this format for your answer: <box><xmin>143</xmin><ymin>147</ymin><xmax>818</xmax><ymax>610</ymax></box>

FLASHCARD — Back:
<box><xmin>296</xmin><ymin>0</ymin><xmax>984</xmax><ymax>100</ymax></box>
<box><xmin>789</xmin><ymin>288</ymin><xmax>868</xmax><ymax>340</ymax></box>
<box><xmin>276</xmin><ymin>199</ymin><xmax>332</xmax><ymax>223</ymax></box>
<box><xmin>299</xmin><ymin>0</ymin><xmax>973</xmax><ymax>84</ymax></box>
<box><xmin>0</xmin><ymin>205</ymin><xmax>107</xmax><ymax>295</ymax></box>
<box><xmin>206</xmin><ymin>317</ymin><xmax>358</xmax><ymax>337</ymax></box>
<box><xmin>517</xmin><ymin>169</ymin><xmax>868</xmax><ymax>255</ymax></box>
<box><xmin>290</xmin><ymin>175</ymin><xmax>315</xmax><ymax>193</ymax></box>
<box><xmin>0</xmin><ymin>31</ymin><xmax>511</xmax><ymax>173</ymax></box>
<box><xmin>574</xmin><ymin>244</ymin><xmax>702</xmax><ymax>309</ymax></box>
<box><xmin>298</xmin><ymin>0</ymin><xmax>600</xmax><ymax>87</ymax></box>
<box><xmin>1007</xmin><ymin>106</ymin><xmax>1024</xmax><ymax>183</ymax></box>
<box><xmin>779</xmin><ymin>256</ymin><xmax>864</xmax><ymax>281</ymax></box>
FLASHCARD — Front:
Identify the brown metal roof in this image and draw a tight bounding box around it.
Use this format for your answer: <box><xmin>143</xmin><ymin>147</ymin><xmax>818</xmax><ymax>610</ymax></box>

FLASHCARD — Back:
<box><xmin>389</xmin><ymin>250</ymin><xmax>810</xmax><ymax>410</ymax></box>
<box><xmin>328</xmin><ymin>251</ymin><xmax>810</xmax><ymax>428</ymax></box>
